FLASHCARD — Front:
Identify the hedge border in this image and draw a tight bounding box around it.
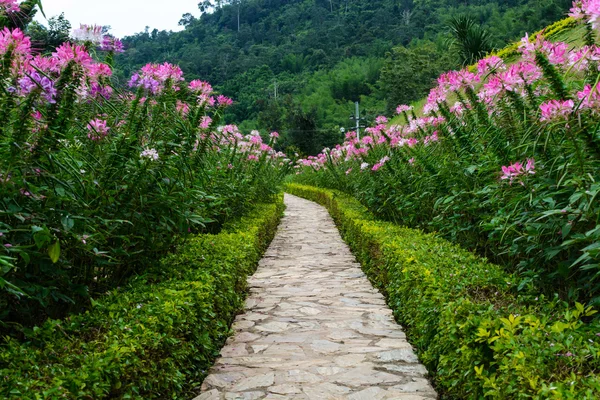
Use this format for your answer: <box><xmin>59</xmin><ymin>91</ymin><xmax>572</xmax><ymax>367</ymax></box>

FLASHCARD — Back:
<box><xmin>286</xmin><ymin>184</ymin><xmax>600</xmax><ymax>399</ymax></box>
<box><xmin>0</xmin><ymin>195</ymin><xmax>285</xmax><ymax>399</ymax></box>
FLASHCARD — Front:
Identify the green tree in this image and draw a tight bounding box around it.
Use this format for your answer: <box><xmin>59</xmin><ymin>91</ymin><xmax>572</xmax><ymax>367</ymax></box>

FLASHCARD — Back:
<box><xmin>27</xmin><ymin>13</ymin><xmax>71</xmax><ymax>53</ymax></box>
<box><xmin>447</xmin><ymin>15</ymin><xmax>494</xmax><ymax>66</ymax></box>
<box><xmin>378</xmin><ymin>41</ymin><xmax>457</xmax><ymax>111</ymax></box>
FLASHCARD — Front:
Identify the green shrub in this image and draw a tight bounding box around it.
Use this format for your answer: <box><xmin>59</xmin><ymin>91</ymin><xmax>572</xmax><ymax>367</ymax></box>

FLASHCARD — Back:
<box><xmin>287</xmin><ymin>184</ymin><xmax>600</xmax><ymax>399</ymax></box>
<box><xmin>0</xmin><ymin>196</ymin><xmax>284</xmax><ymax>399</ymax></box>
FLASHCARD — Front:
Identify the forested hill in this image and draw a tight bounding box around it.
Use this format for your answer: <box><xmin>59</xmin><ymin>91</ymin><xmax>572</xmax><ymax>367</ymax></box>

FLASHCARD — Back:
<box><xmin>116</xmin><ymin>0</ymin><xmax>573</xmax><ymax>154</ymax></box>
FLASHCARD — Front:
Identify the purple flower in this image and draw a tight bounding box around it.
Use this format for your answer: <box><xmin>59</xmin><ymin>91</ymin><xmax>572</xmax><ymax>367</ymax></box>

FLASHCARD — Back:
<box><xmin>100</xmin><ymin>36</ymin><xmax>124</xmax><ymax>53</ymax></box>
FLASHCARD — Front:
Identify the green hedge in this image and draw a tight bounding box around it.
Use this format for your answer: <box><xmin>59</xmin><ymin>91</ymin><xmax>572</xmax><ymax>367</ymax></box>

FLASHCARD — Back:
<box><xmin>286</xmin><ymin>184</ymin><xmax>600</xmax><ymax>399</ymax></box>
<box><xmin>0</xmin><ymin>196</ymin><xmax>285</xmax><ymax>399</ymax></box>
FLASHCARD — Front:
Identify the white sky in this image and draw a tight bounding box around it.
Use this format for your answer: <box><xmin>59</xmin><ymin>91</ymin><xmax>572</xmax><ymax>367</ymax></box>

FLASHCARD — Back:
<box><xmin>34</xmin><ymin>0</ymin><xmax>201</xmax><ymax>38</ymax></box>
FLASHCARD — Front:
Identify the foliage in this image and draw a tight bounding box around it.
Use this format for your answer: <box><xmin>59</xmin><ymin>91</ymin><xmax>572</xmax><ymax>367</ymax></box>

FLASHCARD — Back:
<box><xmin>448</xmin><ymin>15</ymin><xmax>494</xmax><ymax>66</ymax></box>
<box><xmin>26</xmin><ymin>13</ymin><xmax>71</xmax><ymax>53</ymax></box>
<box><xmin>286</xmin><ymin>183</ymin><xmax>600</xmax><ymax>400</ymax></box>
<box><xmin>114</xmin><ymin>0</ymin><xmax>574</xmax><ymax>153</ymax></box>
<box><xmin>0</xmin><ymin>14</ymin><xmax>290</xmax><ymax>331</ymax></box>
<box><xmin>293</xmin><ymin>9</ymin><xmax>600</xmax><ymax>302</ymax></box>
<box><xmin>0</xmin><ymin>0</ymin><xmax>42</xmax><ymax>30</ymax></box>
<box><xmin>0</xmin><ymin>198</ymin><xmax>284</xmax><ymax>399</ymax></box>
<box><xmin>379</xmin><ymin>42</ymin><xmax>458</xmax><ymax>113</ymax></box>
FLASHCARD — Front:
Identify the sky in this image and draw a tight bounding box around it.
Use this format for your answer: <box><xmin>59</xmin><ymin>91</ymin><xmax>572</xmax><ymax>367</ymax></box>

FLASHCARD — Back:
<box><xmin>34</xmin><ymin>0</ymin><xmax>201</xmax><ymax>38</ymax></box>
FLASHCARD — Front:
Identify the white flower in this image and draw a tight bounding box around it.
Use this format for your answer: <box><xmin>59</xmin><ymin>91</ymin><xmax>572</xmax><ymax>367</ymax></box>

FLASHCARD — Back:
<box><xmin>360</xmin><ymin>162</ymin><xmax>370</xmax><ymax>170</ymax></box>
<box><xmin>72</xmin><ymin>24</ymin><xmax>104</xmax><ymax>44</ymax></box>
<box><xmin>140</xmin><ymin>148</ymin><xmax>159</xmax><ymax>161</ymax></box>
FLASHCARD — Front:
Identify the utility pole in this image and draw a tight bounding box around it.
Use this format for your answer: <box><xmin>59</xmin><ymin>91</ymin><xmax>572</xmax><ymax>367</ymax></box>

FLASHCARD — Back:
<box><xmin>273</xmin><ymin>79</ymin><xmax>278</xmax><ymax>99</ymax></box>
<box><xmin>355</xmin><ymin>101</ymin><xmax>360</xmax><ymax>140</ymax></box>
<box><xmin>349</xmin><ymin>101</ymin><xmax>366</xmax><ymax>140</ymax></box>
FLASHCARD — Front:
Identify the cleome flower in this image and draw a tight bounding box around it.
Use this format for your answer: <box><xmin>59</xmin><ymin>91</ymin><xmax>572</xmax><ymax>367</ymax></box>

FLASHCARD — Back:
<box><xmin>501</xmin><ymin>159</ymin><xmax>536</xmax><ymax>183</ymax></box>
<box><xmin>539</xmin><ymin>99</ymin><xmax>575</xmax><ymax>122</ymax></box>
<box><xmin>87</xmin><ymin>119</ymin><xmax>110</xmax><ymax>141</ymax></box>
<box><xmin>140</xmin><ymin>148</ymin><xmax>159</xmax><ymax>161</ymax></box>
<box><xmin>0</xmin><ymin>0</ymin><xmax>20</xmax><ymax>13</ymax></box>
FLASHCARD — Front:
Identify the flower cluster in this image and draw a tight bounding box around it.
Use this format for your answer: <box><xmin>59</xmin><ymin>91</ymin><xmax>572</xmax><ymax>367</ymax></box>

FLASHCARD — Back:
<box><xmin>0</xmin><ymin>0</ymin><xmax>20</xmax><ymax>13</ymax></box>
<box><xmin>570</xmin><ymin>0</ymin><xmax>600</xmax><ymax>32</ymax></box>
<box><xmin>87</xmin><ymin>119</ymin><xmax>110</xmax><ymax>141</ymax></box>
<box><xmin>501</xmin><ymin>159</ymin><xmax>536</xmax><ymax>183</ymax></box>
<box><xmin>72</xmin><ymin>24</ymin><xmax>104</xmax><ymax>44</ymax></box>
<box><xmin>100</xmin><ymin>36</ymin><xmax>124</xmax><ymax>53</ymax></box>
<box><xmin>128</xmin><ymin>62</ymin><xmax>184</xmax><ymax>94</ymax></box>
<box><xmin>540</xmin><ymin>99</ymin><xmax>575</xmax><ymax>122</ymax></box>
<box><xmin>140</xmin><ymin>148</ymin><xmax>159</xmax><ymax>161</ymax></box>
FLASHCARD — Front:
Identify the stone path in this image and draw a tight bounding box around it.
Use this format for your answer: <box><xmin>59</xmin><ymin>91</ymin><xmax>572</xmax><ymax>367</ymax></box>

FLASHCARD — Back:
<box><xmin>195</xmin><ymin>194</ymin><xmax>437</xmax><ymax>400</ymax></box>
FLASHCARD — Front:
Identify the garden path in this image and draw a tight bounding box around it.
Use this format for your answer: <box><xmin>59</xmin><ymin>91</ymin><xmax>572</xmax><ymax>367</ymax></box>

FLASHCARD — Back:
<box><xmin>195</xmin><ymin>194</ymin><xmax>437</xmax><ymax>400</ymax></box>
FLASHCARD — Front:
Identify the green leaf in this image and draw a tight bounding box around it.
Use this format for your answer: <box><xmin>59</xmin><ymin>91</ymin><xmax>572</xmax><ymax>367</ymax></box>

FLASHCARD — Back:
<box><xmin>61</xmin><ymin>215</ymin><xmax>75</xmax><ymax>231</ymax></box>
<box><xmin>48</xmin><ymin>241</ymin><xmax>61</xmax><ymax>264</ymax></box>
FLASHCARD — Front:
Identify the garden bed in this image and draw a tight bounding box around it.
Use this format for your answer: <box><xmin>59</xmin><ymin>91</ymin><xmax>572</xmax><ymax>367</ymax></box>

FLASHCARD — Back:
<box><xmin>287</xmin><ymin>183</ymin><xmax>600</xmax><ymax>399</ymax></box>
<box><xmin>0</xmin><ymin>196</ymin><xmax>284</xmax><ymax>399</ymax></box>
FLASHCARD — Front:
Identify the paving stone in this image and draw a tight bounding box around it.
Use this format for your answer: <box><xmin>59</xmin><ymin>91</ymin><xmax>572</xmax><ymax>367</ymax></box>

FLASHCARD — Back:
<box><xmin>230</xmin><ymin>372</ymin><xmax>274</xmax><ymax>391</ymax></box>
<box><xmin>269</xmin><ymin>384</ymin><xmax>303</xmax><ymax>394</ymax></box>
<box><xmin>348</xmin><ymin>387</ymin><xmax>388</xmax><ymax>400</ymax></box>
<box><xmin>224</xmin><ymin>392</ymin><xmax>264</xmax><ymax>400</ymax></box>
<box><xmin>197</xmin><ymin>194</ymin><xmax>436</xmax><ymax>399</ymax></box>
<box><xmin>192</xmin><ymin>389</ymin><xmax>220</xmax><ymax>400</ymax></box>
<box><xmin>302</xmin><ymin>382</ymin><xmax>352</xmax><ymax>398</ymax></box>
<box><xmin>377</xmin><ymin>349</ymin><xmax>420</xmax><ymax>363</ymax></box>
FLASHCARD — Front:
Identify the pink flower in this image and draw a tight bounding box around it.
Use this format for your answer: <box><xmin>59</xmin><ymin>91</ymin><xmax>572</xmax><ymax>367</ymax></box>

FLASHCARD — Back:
<box><xmin>217</xmin><ymin>95</ymin><xmax>233</xmax><ymax>106</ymax></box>
<box><xmin>450</xmin><ymin>102</ymin><xmax>465</xmax><ymax>116</ymax></box>
<box><xmin>0</xmin><ymin>0</ymin><xmax>20</xmax><ymax>13</ymax></box>
<box><xmin>501</xmin><ymin>158</ymin><xmax>536</xmax><ymax>183</ymax></box>
<box><xmin>270</xmin><ymin>131</ymin><xmax>279</xmax><ymax>139</ymax></box>
<box><xmin>176</xmin><ymin>100</ymin><xmax>190</xmax><ymax>116</ymax></box>
<box><xmin>424</xmin><ymin>131</ymin><xmax>439</xmax><ymax>145</ymax></box>
<box><xmin>249</xmin><ymin>132</ymin><xmax>262</xmax><ymax>145</ymax></box>
<box><xmin>526</xmin><ymin>158</ymin><xmax>536</xmax><ymax>175</ymax></box>
<box><xmin>408</xmin><ymin>157</ymin><xmax>415</xmax><ymax>165</ymax></box>
<box><xmin>87</xmin><ymin>119</ymin><xmax>110</xmax><ymax>141</ymax></box>
<box><xmin>570</xmin><ymin>0</ymin><xmax>600</xmax><ymax>33</ymax></box>
<box><xmin>396</xmin><ymin>105</ymin><xmax>413</xmax><ymax>114</ymax></box>
<box><xmin>53</xmin><ymin>43</ymin><xmax>94</xmax><ymax>69</ymax></box>
<box><xmin>0</xmin><ymin>27</ymin><xmax>31</xmax><ymax>59</ymax></box>
<box><xmin>189</xmin><ymin>80</ymin><xmax>213</xmax><ymax>96</ymax></box>
<box><xmin>540</xmin><ymin>100</ymin><xmax>575</xmax><ymax>122</ymax></box>
<box><xmin>362</xmin><ymin>136</ymin><xmax>374</xmax><ymax>145</ymax></box>
<box><xmin>542</xmin><ymin>41</ymin><xmax>569</xmax><ymax>65</ymax></box>
<box><xmin>477</xmin><ymin>56</ymin><xmax>505</xmax><ymax>76</ymax></box>
<box><xmin>345</xmin><ymin>168</ymin><xmax>353</xmax><ymax>175</ymax></box>
<box><xmin>578</xmin><ymin>84</ymin><xmax>600</xmax><ymax>109</ymax></box>
<box><xmin>129</xmin><ymin>62</ymin><xmax>184</xmax><ymax>94</ymax></box>
<box><xmin>375</xmin><ymin>116</ymin><xmax>388</xmax><ymax>124</ymax></box>
<box><xmin>199</xmin><ymin>116</ymin><xmax>212</xmax><ymax>129</ymax></box>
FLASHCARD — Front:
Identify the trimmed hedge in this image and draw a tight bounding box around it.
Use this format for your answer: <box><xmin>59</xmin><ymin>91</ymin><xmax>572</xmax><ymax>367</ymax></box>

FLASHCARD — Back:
<box><xmin>286</xmin><ymin>184</ymin><xmax>600</xmax><ymax>399</ymax></box>
<box><xmin>0</xmin><ymin>196</ymin><xmax>285</xmax><ymax>399</ymax></box>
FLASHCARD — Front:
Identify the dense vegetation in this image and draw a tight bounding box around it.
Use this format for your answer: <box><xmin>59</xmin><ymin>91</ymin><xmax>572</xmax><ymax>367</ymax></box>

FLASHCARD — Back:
<box><xmin>294</xmin><ymin>6</ymin><xmax>600</xmax><ymax>304</ymax></box>
<box><xmin>287</xmin><ymin>184</ymin><xmax>600</xmax><ymax>399</ymax></box>
<box><xmin>0</xmin><ymin>3</ymin><xmax>289</xmax><ymax>334</ymax></box>
<box><xmin>1</xmin><ymin>198</ymin><xmax>284</xmax><ymax>398</ymax></box>
<box><xmin>116</xmin><ymin>0</ymin><xmax>574</xmax><ymax>155</ymax></box>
